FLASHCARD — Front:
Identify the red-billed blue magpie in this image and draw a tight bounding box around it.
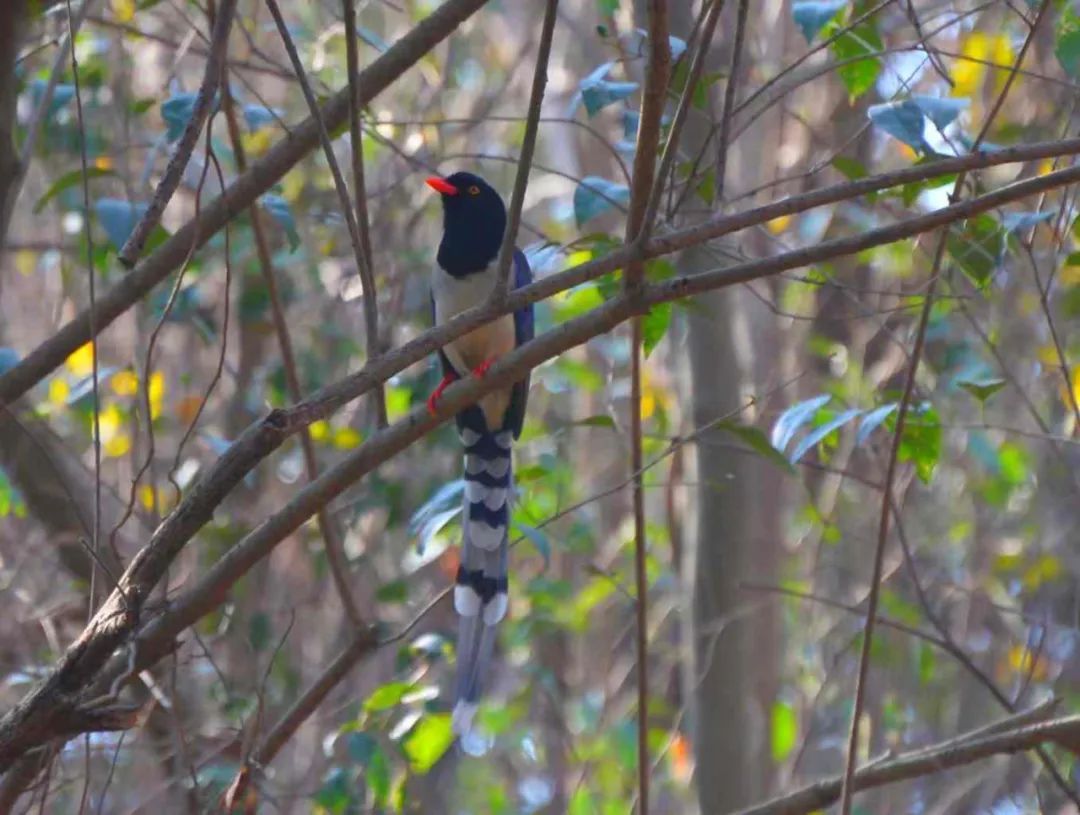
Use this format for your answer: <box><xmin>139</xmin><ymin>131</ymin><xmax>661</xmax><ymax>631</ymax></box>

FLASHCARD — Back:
<box><xmin>425</xmin><ymin>171</ymin><xmax>534</xmax><ymax>735</ymax></box>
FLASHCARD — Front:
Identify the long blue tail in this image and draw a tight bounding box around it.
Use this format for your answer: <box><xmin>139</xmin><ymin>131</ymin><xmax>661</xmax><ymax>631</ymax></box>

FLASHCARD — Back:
<box><xmin>451</xmin><ymin>420</ymin><xmax>513</xmax><ymax>736</ymax></box>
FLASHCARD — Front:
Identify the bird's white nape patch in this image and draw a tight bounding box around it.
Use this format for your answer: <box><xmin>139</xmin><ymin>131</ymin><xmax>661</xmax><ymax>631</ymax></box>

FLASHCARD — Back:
<box><xmin>454</xmin><ymin>585</ymin><xmax>481</xmax><ymax>616</ymax></box>
<box><xmin>452</xmin><ymin>701</ymin><xmax>479</xmax><ymax>736</ymax></box>
<box><xmin>483</xmin><ymin>594</ymin><xmax>508</xmax><ymax>625</ymax></box>
<box><xmin>468</xmin><ymin>518</ymin><xmax>505</xmax><ymax>550</ymax></box>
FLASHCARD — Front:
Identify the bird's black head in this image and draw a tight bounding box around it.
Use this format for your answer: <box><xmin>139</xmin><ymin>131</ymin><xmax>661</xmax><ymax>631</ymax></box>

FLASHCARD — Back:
<box><xmin>427</xmin><ymin>171</ymin><xmax>507</xmax><ymax>278</ymax></box>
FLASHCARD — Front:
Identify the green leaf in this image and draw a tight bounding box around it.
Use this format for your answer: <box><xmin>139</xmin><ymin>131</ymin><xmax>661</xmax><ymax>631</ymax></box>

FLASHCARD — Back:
<box><xmin>718</xmin><ymin>421</ymin><xmax>795</xmax><ymax>474</ymax></box>
<box><xmin>918</xmin><ymin>641</ymin><xmax>936</xmax><ymax>685</ymax></box>
<box><xmin>832</xmin><ymin>155</ymin><xmax>867</xmax><ymax>180</ymax></box>
<box><xmin>770</xmin><ymin>700</ymin><xmax>798</xmax><ymax>761</ymax></box>
<box><xmin>402</xmin><ymin>713</ymin><xmax>454</xmax><ymax>774</ymax></box>
<box><xmin>894</xmin><ymin>403</ymin><xmax>941</xmax><ymax>483</ymax></box>
<box><xmin>365</xmin><ymin>682</ymin><xmax>412</xmax><ymax>713</ymax></box>
<box><xmin>642</xmin><ymin>302</ymin><xmax>672</xmax><ymax>357</ymax></box>
<box><xmin>34</xmin><ymin>167</ymin><xmax>116</xmax><ymax>214</ymax></box>
<box><xmin>830</xmin><ymin>21</ymin><xmax>882</xmax><ymax>99</ymax></box>
<box><xmin>1056</xmin><ymin>9</ymin><xmax>1080</xmax><ymax>78</ymax></box>
<box><xmin>573</xmin><ymin>176</ymin><xmax>630</xmax><ymax>226</ymax></box>
<box><xmin>247</xmin><ymin>612</ymin><xmax>272</xmax><ymax>652</ymax></box>
<box><xmin>314</xmin><ymin>767</ymin><xmax>353</xmax><ymax>813</ymax></box>
<box><xmin>569</xmin><ymin>415</ymin><xmax>616</xmax><ymax>429</ymax></box>
<box><xmin>948</xmin><ymin>214</ymin><xmax>1005</xmax><ymax>287</ymax></box>
<box><xmin>957</xmin><ymin>377</ymin><xmax>1006</xmax><ymax>404</ymax></box>
<box><xmin>368</xmin><ymin>746</ymin><xmax>391</xmax><ymax>806</ymax></box>
<box><xmin>376</xmin><ymin>579</ymin><xmax>409</xmax><ymax>604</ymax></box>
<box><xmin>792</xmin><ymin>1</ymin><xmax>846</xmax><ymax>43</ymax></box>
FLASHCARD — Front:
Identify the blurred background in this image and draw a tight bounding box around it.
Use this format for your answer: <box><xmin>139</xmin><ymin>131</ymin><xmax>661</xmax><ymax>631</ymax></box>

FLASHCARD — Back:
<box><xmin>1</xmin><ymin>0</ymin><xmax>1079</xmax><ymax>812</ymax></box>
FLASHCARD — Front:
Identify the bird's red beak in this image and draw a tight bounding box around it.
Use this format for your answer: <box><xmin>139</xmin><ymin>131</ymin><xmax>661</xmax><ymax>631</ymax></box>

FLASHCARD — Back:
<box><xmin>426</xmin><ymin>176</ymin><xmax>458</xmax><ymax>196</ymax></box>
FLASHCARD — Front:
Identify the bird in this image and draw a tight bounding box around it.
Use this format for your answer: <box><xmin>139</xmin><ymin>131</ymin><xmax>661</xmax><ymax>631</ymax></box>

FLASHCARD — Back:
<box><xmin>425</xmin><ymin>171</ymin><xmax>534</xmax><ymax>736</ymax></box>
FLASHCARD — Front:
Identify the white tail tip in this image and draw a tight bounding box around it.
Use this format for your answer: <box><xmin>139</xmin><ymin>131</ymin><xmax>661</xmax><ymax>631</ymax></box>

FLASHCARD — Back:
<box><xmin>452</xmin><ymin>701</ymin><xmax>478</xmax><ymax>736</ymax></box>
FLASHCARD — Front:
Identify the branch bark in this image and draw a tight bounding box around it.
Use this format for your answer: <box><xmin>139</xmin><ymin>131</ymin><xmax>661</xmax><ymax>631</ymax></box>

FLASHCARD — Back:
<box><xmin>116</xmin><ymin>0</ymin><xmax>237</xmax><ymax>266</ymax></box>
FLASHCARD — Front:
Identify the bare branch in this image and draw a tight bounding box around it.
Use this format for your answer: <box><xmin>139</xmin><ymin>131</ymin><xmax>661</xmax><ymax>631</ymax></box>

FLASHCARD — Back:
<box><xmin>342</xmin><ymin>0</ymin><xmax>386</xmax><ymax>426</ymax></box>
<box><xmin>490</xmin><ymin>0</ymin><xmax>558</xmax><ymax>302</ymax></box>
<box><xmin>264</xmin><ymin>0</ymin><xmax>386</xmax><ymax>427</ymax></box>
<box><xmin>117</xmin><ymin>0</ymin><xmax>238</xmax><ymax>266</ymax></box>
<box><xmin>738</xmin><ymin>712</ymin><xmax>1080</xmax><ymax>815</ymax></box>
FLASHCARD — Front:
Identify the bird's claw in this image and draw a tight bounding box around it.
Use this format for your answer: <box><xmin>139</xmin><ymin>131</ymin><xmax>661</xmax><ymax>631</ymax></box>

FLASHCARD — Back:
<box><xmin>427</xmin><ymin>373</ymin><xmax>456</xmax><ymax>416</ymax></box>
<box><xmin>472</xmin><ymin>358</ymin><xmax>496</xmax><ymax>379</ymax></box>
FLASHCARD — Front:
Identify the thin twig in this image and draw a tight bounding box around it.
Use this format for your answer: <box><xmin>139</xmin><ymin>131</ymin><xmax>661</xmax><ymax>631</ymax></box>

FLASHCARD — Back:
<box><xmin>219</xmin><ymin>80</ymin><xmax>367</xmax><ymax>630</ymax></box>
<box><xmin>490</xmin><ymin>0</ymin><xmax>558</xmax><ymax>302</ymax></box>
<box><xmin>117</xmin><ymin>0</ymin><xmax>237</xmax><ymax>266</ymax></box>
<box><xmin>64</xmin><ymin>0</ymin><xmax>102</xmax><ymax>621</ymax></box>
<box><xmin>836</xmin><ymin>5</ymin><xmax>1051</xmax><ymax>812</ymax></box>
<box><xmin>342</xmin><ymin>0</ymin><xmax>387</xmax><ymax>426</ymax></box>
<box><xmin>643</xmin><ymin>0</ymin><xmax>724</xmax><ymax>236</ymax></box>
<box><xmin>265</xmin><ymin>0</ymin><xmax>385</xmax><ymax>417</ymax></box>
<box><xmin>714</xmin><ymin>0</ymin><xmax>750</xmax><ymax>203</ymax></box>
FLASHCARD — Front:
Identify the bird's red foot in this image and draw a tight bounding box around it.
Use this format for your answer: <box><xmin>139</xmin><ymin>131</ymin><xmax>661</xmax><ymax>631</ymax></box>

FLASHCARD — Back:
<box><xmin>472</xmin><ymin>357</ymin><xmax>497</xmax><ymax>379</ymax></box>
<box><xmin>427</xmin><ymin>373</ymin><xmax>456</xmax><ymax>416</ymax></box>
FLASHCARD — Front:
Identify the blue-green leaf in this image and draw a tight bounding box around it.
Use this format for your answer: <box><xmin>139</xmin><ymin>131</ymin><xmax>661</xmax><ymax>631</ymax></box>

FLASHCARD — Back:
<box><xmin>579</xmin><ymin>62</ymin><xmax>638</xmax><ymax>116</ymax></box>
<box><xmin>855</xmin><ymin>403</ymin><xmax>897</xmax><ymax>445</ymax></box>
<box><xmin>409</xmin><ymin>479</ymin><xmax>464</xmax><ymax>554</ymax></box>
<box><xmin>514</xmin><ymin>521</ymin><xmax>550</xmax><ymax>568</ymax></box>
<box><xmin>719</xmin><ymin>421</ymin><xmax>795</xmax><ymax>474</ymax></box>
<box><xmin>788</xmin><ymin>408</ymin><xmax>862</xmax><ymax>464</ymax></box>
<box><xmin>1002</xmin><ymin>211</ymin><xmax>1054</xmax><ymax>233</ymax></box>
<box><xmin>792</xmin><ymin>1</ymin><xmax>846</xmax><ymax>43</ymax></box>
<box><xmin>34</xmin><ymin>167</ymin><xmax>116</xmax><ymax>214</ymax></box>
<box><xmin>0</xmin><ymin>348</ymin><xmax>20</xmax><ymax>375</ymax></box>
<box><xmin>771</xmin><ymin>394</ymin><xmax>831</xmax><ymax>451</ymax></box>
<box><xmin>93</xmin><ymin>198</ymin><xmax>148</xmax><ymax>251</ymax></box>
<box><xmin>242</xmin><ymin>104</ymin><xmax>283</xmax><ymax>131</ymax></box>
<box><xmin>868</xmin><ymin>100</ymin><xmax>930</xmax><ymax>153</ymax></box>
<box><xmin>957</xmin><ymin>377</ymin><xmax>1006</xmax><ymax>404</ymax></box>
<box><xmin>160</xmin><ymin>92</ymin><xmax>199</xmax><ymax>141</ymax></box>
<box><xmin>573</xmin><ymin>176</ymin><xmax>630</xmax><ymax>226</ymax></box>
<box><xmin>259</xmin><ymin>194</ymin><xmax>301</xmax><ymax>251</ymax></box>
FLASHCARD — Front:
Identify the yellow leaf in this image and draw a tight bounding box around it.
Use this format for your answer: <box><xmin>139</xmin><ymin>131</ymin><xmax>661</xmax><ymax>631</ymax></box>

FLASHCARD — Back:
<box><xmin>139</xmin><ymin>484</ymin><xmax>156</xmax><ymax>511</ymax></box>
<box><xmin>384</xmin><ymin>386</ymin><xmax>411</xmax><ymax>423</ymax></box>
<box><xmin>1060</xmin><ymin>264</ymin><xmax>1080</xmax><ymax>286</ymax></box>
<box><xmin>148</xmin><ymin>371</ymin><xmax>165</xmax><ymax>420</ymax></box>
<box><xmin>953</xmin><ymin>33</ymin><xmax>1014</xmax><ymax>96</ymax></box>
<box><xmin>240</xmin><ymin>129</ymin><xmax>273</xmax><ymax>157</ymax></box>
<box><xmin>65</xmin><ymin>341</ymin><xmax>95</xmax><ymax>377</ymax></box>
<box><xmin>104</xmin><ymin>433</ymin><xmax>131</xmax><ymax>458</ymax></box>
<box><xmin>1058</xmin><ymin>364</ymin><xmax>1080</xmax><ymax>413</ymax></box>
<box><xmin>1007</xmin><ymin>644</ymin><xmax>1051</xmax><ymax>682</ymax></box>
<box><xmin>110</xmin><ymin>370</ymin><xmax>138</xmax><ymax>397</ymax></box>
<box><xmin>93</xmin><ymin>155</ymin><xmax>113</xmax><ymax>171</ymax></box>
<box><xmin>48</xmin><ymin>378</ymin><xmax>69</xmax><ymax>407</ymax></box>
<box><xmin>565</xmin><ymin>249</ymin><xmax>593</xmax><ymax>268</ymax></box>
<box><xmin>332</xmin><ymin>426</ymin><xmax>363</xmax><ymax>449</ymax></box>
<box><xmin>98</xmin><ymin>402</ymin><xmax>122</xmax><ymax>441</ymax></box>
<box><xmin>766</xmin><ymin>214</ymin><xmax>792</xmax><ymax>234</ymax></box>
<box><xmin>111</xmin><ymin>0</ymin><xmax>135</xmax><ymax>22</ymax></box>
<box><xmin>310</xmin><ymin>420</ymin><xmax>330</xmax><ymax>442</ymax></box>
<box><xmin>14</xmin><ymin>250</ymin><xmax>35</xmax><ymax>276</ymax></box>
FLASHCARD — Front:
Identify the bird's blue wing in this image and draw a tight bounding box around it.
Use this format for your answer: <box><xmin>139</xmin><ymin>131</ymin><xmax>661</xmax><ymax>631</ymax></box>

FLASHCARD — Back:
<box><xmin>505</xmin><ymin>249</ymin><xmax>534</xmax><ymax>438</ymax></box>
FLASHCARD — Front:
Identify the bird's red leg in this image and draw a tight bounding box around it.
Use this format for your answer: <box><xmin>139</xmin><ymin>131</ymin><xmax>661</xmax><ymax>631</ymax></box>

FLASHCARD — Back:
<box><xmin>426</xmin><ymin>372</ymin><xmax>456</xmax><ymax>416</ymax></box>
<box><xmin>471</xmin><ymin>357</ymin><xmax>497</xmax><ymax>378</ymax></box>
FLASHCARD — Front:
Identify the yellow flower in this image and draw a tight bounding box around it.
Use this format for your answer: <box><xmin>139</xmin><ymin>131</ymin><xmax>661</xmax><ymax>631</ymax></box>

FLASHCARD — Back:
<box><xmin>65</xmin><ymin>342</ymin><xmax>96</xmax><ymax>377</ymax></box>
<box><xmin>110</xmin><ymin>0</ymin><xmax>135</xmax><ymax>22</ymax></box>
<box><xmin>310</xmin><ymin>420</ymin><xmax>330</xmax><ymax>442</ymax></box>
<box><xmin>332</xmin><ymin>427</ymin><xmax>363</xmax><ymax>449</ymax></box>
<box><xmin>139</xmin><ymin>484</ymin><xmax>156</xmax><ymax>511</ymax></box>
<box><xmin>111</xmin><ymin>370</ymin><xmax>139</xmax><ymax>397</ymax></box>
<box><xmin>148</xmin><ymin>371</ymin><xmax>165</xmax><ymax>420</ymax></box>
<box><xmin>98</xmin><ymin>403</ymin><xmax>132</xmax><ymax>458</ymax></box>
<box><xmin>48</xmin><ymin>378</ymin><xmax>69</xmax><ymax>407</ymax></box>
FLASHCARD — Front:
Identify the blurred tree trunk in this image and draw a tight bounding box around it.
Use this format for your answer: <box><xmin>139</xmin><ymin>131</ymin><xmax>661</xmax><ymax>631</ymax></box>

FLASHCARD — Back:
<box><xmin>671</xmin><ymin>2</ymin><xmax>784</xmax><ymax>810</ymax></box>
<box><xmin>0</xmin><ymin>0</ymin><xmax>27</xmax><ymax>255</ymax></box>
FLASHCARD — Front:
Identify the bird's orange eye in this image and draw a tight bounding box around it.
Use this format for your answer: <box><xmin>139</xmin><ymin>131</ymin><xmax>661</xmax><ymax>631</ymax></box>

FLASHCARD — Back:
<box><xmin>468</xmin><ymin>185</ymin><xmax>480</xmax><ymax>195</ymax></box>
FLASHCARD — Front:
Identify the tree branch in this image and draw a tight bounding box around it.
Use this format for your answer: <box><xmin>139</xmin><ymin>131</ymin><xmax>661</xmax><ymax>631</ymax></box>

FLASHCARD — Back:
<box><xmin>738</xmin><ymin>712</ymin><xmax>1080</xmax><ymax>815</ymax></box>
<box><xmin>116</xmin><ymin>0</ymin><xmax>237</xmax><ymax>266</ymax></box>
<box><xmin>342</xmin><ymin>0</ymin><xmax>386</xmax><ymax>426</ymax></box>
<box><xmin>490</xmin><ymin>0</ymin><xmax>558</xmax><ymax>302</ymax></box>
<box><xmin>0</xmin><ymin>0</ymin><xmax>493</xmax><ymax>408</ymax></box>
